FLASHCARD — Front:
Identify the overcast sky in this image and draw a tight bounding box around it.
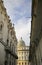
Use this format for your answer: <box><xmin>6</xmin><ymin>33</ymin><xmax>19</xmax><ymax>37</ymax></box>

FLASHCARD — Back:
<box><xmin>4</xmin><ymin>0</ymin><xmax>32</xmax><ymax>46</ymax></box>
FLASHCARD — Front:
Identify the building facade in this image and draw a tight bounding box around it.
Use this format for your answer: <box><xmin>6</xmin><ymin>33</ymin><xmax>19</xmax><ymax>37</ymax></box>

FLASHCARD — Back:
<box><xmin>17</xmin><ymin>38</ymin><xmax>29</xmax><ymax>65</ymax></box>
<box><xmin>29</xmin><ymin>0</ymin><xmax>42</xmax><ymax>65</ymax></box>
<box><xmin>0</xmin><ymin>0</ymin><xmax>18</xmax><ymax>65</ymax></box>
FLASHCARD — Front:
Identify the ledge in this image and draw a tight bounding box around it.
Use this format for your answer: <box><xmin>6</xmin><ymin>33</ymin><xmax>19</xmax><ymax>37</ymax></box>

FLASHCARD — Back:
<box><xmin>5</xmin><ymin>46</ymin><xmax>18</xmax><ymax>59</ymax></box>
<box><xmin>0</xmin><ymin>39</ymin><xmax>18</xmax><ymax>59</ymax></box>
<box><xmin>0</xmin><ymin>39</ymin><xmax>7</xmax><ymax>46</ymax></box>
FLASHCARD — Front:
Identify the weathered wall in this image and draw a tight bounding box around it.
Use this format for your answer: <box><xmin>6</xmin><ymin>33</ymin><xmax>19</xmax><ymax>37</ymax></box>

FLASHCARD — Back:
<box><xmin>0</xmin><ymin>42</ymin><xmax>5</xmax><ymax>65</ymax></box>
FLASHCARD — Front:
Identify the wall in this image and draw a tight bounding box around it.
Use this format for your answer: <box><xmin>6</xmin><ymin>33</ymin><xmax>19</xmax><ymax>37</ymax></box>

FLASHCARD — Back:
<box><xmin>0</xmin><ymin>42</ymin><xmax>5</xmax><ymax>65</ymax></box>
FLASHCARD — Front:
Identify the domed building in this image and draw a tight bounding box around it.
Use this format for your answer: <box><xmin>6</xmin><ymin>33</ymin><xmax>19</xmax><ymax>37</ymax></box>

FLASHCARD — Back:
<box><xmin>17</xmin><ymin>38</ymin><xmax>29</xmax><ymax>65</ymax></box>
<box><xmin>17</xmin><ymin>37</ymin><xmax>25</xmax><ymax>47</ymax></box>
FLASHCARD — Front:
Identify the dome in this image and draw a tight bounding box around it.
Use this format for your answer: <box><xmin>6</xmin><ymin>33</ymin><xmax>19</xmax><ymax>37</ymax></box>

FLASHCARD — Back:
<box><xmin>18</xmin><ymin>38</ymin><xmax>25</xmax><ymax>47</ymax></box>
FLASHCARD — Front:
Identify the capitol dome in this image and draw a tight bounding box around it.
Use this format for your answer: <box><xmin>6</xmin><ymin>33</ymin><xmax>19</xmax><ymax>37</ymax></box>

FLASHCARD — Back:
<box><xmin>18</xmin><ymin>37</ymin><xmax>26</xmax><ymax>47</ymax></box>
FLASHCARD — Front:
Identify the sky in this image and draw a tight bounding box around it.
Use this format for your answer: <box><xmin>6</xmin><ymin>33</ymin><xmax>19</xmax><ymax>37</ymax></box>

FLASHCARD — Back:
<box><xmin>4</xmin><ymin>0</ymin><xmax>32</xmax><ymax>46</ymax></box>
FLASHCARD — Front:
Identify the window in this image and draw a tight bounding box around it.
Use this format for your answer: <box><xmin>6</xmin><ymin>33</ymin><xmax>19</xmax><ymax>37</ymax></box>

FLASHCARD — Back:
<box><xmin>0</xmin><ymin>21</ymin><xmax>3</xmax><ymax>40</ymax></box>
<box><xmin>11</xmin><ymin>31</ymin><xmax>12</xmax><ymax>35</ymax></box>
<box><xmin>22</xmin><ymin>62</ymin><xmax>23</xmax><ymax>65</ymax></box>
<box><xmin>0</xmin><ymin>21</ymin><xmax>3</xmax><ymax>31</ymax></box>
<box><xmin>25</xmin><ymin>62</ymin><xmax>26</xmax><ymax>65</ymax></box>
<box><xmin>24</xmin><ymin>52</ymin><xmax>26</xmax><ymax>55</ymax></box>
<box><xmin>7</xmin><ymin>39</ymin><xmax>9</xmax><ymax>45</ymax></box>
<box><xmin>0</xmin><ymin>24</ymin><xmax>2</xmax><ymax>31</ymax></box>
<box><xmin>19</xmin><ymin>57</ymin><xmax>21</xmax><ymax>60</ymax></box>
<box><xmin>22</xmin><ymin>52</ymin><xmax>23</xmax><ymax>55</ymax></box>
<box><xmin>1</xmin><ymin>11</ymin><xmax>2</xmax><ymax>14</ymax></box>
<box><xmin>25</xmin><ymin>56</ymin><xmax>28</xmax><ymax>60</ymax></box>
<box><xmin>22</xmin><ymin>56</ymin><xmax>23</xmax><ymax>60</ymax></box>
<box><xmin>10</xmin><ymin>40</ymin><xmax>12</xmax><ymax>46</ymax></box>
<box><xmin>19</xmin><ymin>52</ymin><xmax>20</xmax><ymax>55</ymax></box>
<box><xmin>5</xmin><ymin>60</ymin><xmax>7</xmax><ymax>65</ymax></box>
<box><xmin>19</xmin><ymin>63</ymin><xmax>20</xmax><ymax>65</ymax></box>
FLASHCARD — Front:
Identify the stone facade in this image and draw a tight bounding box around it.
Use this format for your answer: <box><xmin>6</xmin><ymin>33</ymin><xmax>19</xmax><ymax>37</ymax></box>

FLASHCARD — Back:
<box><xmin>0</xmin><ymin>0</ymin><xmax>18</xmax><ymax>65</ymax></box>
<box><xmin>17</xmin><ymin>38</ymin><xmax>29</xmax><ymax>65</ymax></box>
<box><xmin>29</xmin><ymin>0</ymin><xmax>42</xmax><ymax>65</ymax></box>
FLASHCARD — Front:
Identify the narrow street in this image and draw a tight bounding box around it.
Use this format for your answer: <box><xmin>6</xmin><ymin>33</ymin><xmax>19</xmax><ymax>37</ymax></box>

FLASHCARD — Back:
<box><xmin>0</xmin><ymin>0</ymin><xmax>42</xmax><ymax>65</ymax></box>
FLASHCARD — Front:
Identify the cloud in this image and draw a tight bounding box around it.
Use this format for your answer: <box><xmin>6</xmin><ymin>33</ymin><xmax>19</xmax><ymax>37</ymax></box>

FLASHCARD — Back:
<box><xmin>4</xmin><ymin>0</ymin><xmax>30</xmax><ymax>8</ymax></box>
<box><xmin>4</xmin><ymin>0</ymin><xmax>31</xmax><ymax>22</ymax></box>
<box><xmin>15</xmin><ymin>18</ymin><xmax>31</xmax><ymax>45</ymax></box>
<box><xmin>4</xmin><ymin>0</ymin><xmax>31</xmax><ymax>45</ymax></box>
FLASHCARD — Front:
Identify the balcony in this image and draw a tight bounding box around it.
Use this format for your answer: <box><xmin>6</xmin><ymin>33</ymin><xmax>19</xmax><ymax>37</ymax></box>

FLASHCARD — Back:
<box><xmin>5</xmin><ymin>46</ymin><xmax>18</xmax><ymax>59</ymax></box>
<box><xmin>0</xmin><ymin>39</ymin><xmax>18</xmax><ymax>59</ymax></box>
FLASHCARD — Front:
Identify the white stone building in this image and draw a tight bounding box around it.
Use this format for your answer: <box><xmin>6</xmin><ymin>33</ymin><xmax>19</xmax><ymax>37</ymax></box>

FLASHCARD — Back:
<box><xmin>17</xmin><ymin>38</ymin><xmax>29</xmax><ymax>65</ymax></box>
<box><xmin>0</xmin><ymin>0</ymin><xmax>18</xmax><ymax>65</ymax></box>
